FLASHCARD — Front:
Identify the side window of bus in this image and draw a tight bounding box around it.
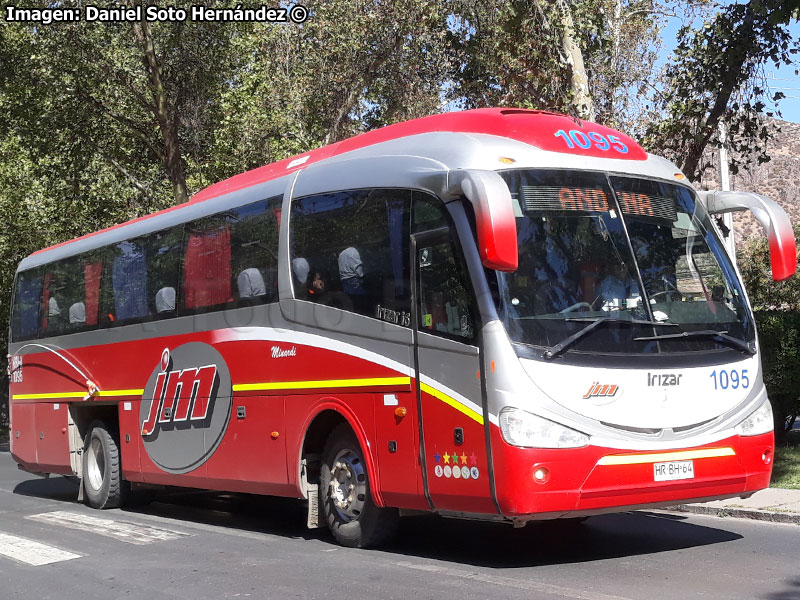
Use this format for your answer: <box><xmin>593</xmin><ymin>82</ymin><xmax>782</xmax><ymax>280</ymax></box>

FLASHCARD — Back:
<box><xmin>183</xmin><ymin>214</ymin><xmax>234</xmax><ymax>313</ymax></box>
<box><xmin>42</xmin><ymin>253</ymin><xmax>102</xmax><ymax>336</ymax></box>
<box><xmin>182</xmin><ymin>198</ymin><xmax>280</xmax><ymax>314</ymax></box>
<box><xmin>11</xmin><ymin>268</ymin><xmax>43</xmax><ymax>341</ymax></box>
<box><xmin>230</xmin><ymin>197</ymin><xmax>281</xmax><ymax>306</ymax></box>
<box><xmin>290</xmin><ymin>189</ymin><xmax>412</xmax><ymax>323</ymax></box>
<box><xmin>147</xmin><ymin>227</ymin><xmax>183</xmax><ymax>319</ymax></box>
<box><xmin>106</xmin><ymin>238</ymin><xmax>151</xmax><ymax>325</ymax></box>
<box><xmin>413</xmin><ymin>195</ymin><xmax>477</xmax><ymax>342</ymax></box>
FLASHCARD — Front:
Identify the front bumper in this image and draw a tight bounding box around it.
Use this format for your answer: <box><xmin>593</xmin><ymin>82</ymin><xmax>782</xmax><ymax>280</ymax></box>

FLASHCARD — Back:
<box><xmin>490</xmin><ymin>428</ymin><xmax>773</xmax><ymax>521</ymax></box>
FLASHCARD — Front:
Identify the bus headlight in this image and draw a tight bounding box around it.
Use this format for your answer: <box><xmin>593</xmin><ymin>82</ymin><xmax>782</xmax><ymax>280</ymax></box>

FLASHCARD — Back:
<box><xmin>735</xmin><ymin>399</ymin><xmax>774</xmax><ymax>436</ymax></box>
<box><xmin>499</xmin><ymin>407</ymin><xmax>589</xmax><ymax>448</ymax></box>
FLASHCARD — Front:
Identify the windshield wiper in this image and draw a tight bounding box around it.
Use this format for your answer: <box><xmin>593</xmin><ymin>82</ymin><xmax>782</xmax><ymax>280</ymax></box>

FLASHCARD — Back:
<box><xmin>542</xmin><ymin>317</ymin><xmax>678</xmax><ymax>360</ymax></box>
<box><xmin>633</xmin><ymin>330</ymin><xmax>756</xmax><ymax>355</ymax></box>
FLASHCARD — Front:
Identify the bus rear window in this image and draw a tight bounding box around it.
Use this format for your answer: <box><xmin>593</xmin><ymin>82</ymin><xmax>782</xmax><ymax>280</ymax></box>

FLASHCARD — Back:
<box><xmin>11</xmin><ymin>269</ymin><xmax>43</xmax><ymax>341</ymax></box>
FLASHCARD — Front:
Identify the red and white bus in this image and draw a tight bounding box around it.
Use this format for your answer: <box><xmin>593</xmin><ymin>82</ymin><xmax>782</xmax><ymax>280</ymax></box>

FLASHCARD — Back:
<box><xmin>7</xmin><ymin>108</ymin><xmax>797</xmax><ymax>547</ymax></box>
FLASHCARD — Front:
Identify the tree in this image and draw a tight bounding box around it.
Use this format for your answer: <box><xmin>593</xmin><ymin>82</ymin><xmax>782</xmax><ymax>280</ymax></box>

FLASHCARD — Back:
<box><xmin>448</xmin><ymin>0</ymin><xmax>601</xmax><ymax>116</ymax></box>
<box><xmin>203</xmin><ymin>0</ymin><xmax>455</xmax><ymax>181</ymax></box>
<box><xmin>446</xmin><ymin>0</ymin><xmax>702</xmax><ymax>130</ymax></box>
<box><xmin>739</xmin><ymin>226</ymin><xmax>800</xmax><ymax>442</ymax></box>
<box><xmin>643</xmin><ymin>0</ymin><xmax>800</xmax><ymax>182</ymax></box>
<box><xmin>2</xmin><ymin>0</ymin><xmax>243</xmax><ymax>207</ymax></box>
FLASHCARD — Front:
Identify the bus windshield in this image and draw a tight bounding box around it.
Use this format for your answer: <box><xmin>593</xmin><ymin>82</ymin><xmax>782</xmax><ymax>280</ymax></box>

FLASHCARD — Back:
<box><xmin>495</xmin><ymin>169</ymin><xmax>755</xmax><ymax>358</ymax></box>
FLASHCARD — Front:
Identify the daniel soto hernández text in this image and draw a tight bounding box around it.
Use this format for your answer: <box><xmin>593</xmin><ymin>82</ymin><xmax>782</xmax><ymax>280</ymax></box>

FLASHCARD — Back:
<box><xmin>4</xmin><ymin>4</ymin><xmax>309</xmax><ymax>25</ymax></box>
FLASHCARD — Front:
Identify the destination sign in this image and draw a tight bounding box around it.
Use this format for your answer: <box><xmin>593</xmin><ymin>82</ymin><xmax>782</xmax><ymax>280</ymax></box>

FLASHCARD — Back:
<box><xmin>520</xmin><ymin>185</ymin><xmax>677</xmax><ymax>221</ymax></box>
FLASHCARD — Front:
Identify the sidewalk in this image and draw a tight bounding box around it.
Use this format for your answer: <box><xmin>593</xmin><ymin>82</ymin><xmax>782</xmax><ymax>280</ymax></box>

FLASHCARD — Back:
<box><xmin>671</xmin><ymin>487</ymin><xmax>800</xmax><ymax>524</ymax></box>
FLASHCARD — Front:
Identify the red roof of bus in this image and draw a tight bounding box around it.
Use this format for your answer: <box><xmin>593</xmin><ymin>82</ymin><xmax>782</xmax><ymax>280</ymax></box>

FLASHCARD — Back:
<box><xmin>32</xmin><ymin>108</ymin><xmax>646</xmax><ymax>256</ymax></box>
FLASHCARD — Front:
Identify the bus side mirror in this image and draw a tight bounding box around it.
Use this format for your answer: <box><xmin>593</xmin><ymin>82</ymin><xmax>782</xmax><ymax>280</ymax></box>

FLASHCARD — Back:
<box><xmin>447</xmin><ymin>170</ymin><xmax>518</xmax><ymax>272</ymax></box>
<box><xmin>699</xmin><ymin>191</ymin><xmax>797</xmax><ymax>281</ymax></box>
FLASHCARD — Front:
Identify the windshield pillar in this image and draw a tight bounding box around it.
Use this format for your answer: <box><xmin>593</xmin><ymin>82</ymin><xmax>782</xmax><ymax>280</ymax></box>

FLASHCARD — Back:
<box><xmin>604</xmin><ymin>175</ymin><xmax>657</xmax><ymax>325</ymax></box>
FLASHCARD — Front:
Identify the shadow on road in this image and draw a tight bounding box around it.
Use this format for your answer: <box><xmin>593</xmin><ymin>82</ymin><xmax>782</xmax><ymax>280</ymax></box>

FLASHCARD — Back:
<box><xmin>387</xmin><ymin>510</ymin><xmax>742</xmax><ymax>568</ymax></box>
<box><xmin>763</xmin><ymin>576</ymin><xmax>800</xmax><ymax>600</ymax></box>
<box><xmin>12</xmin><ymin>473</ymin><xmax>743</xmax><ymax>568</ymax></box>
<box><xmin>129</xmin><ymin>489</ymin><xmax>327</xmax><ymax>542</ymax></box>
<box><xmin>13</xmin><ymin>475</ymin><xmax>80</xmax><ymax>503</ymax></box>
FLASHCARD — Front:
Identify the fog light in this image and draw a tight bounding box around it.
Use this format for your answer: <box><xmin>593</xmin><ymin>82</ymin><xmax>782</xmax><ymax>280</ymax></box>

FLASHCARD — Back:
<box><xmin>762</xmin><ymin>448</ymin><xmax>773</xmax><ymax>465</ymax></box>
<box><xmin>533</xmin><ymin>466</ymin><xmax>550</xmax><ymax>484</ymax></box>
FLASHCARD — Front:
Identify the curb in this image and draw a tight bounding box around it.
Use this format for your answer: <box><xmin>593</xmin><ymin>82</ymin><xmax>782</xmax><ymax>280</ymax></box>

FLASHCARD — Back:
<box><xmin>668</xmin><ymin>503</ymin><xmax>800</xmax><ymax>525</ymax></box>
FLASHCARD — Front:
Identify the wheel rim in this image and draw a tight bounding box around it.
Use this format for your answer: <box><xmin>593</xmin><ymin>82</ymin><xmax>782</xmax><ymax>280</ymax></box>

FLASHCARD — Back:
<box><xmin>86</xmin><ymin>437</ymin><xmax>105</xmax><ymax>492</ymax></box>
<box><xmin>328</xmin><ymin>449</ymin><xmax>367</xmax><ymax>522</ymax></box>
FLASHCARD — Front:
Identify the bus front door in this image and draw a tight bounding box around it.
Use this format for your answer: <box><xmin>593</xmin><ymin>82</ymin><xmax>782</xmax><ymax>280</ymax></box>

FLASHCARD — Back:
<box><xmin>412</xmin><ymin>229</ymin><xmax>497</xmax><ymax>515</ymax></box>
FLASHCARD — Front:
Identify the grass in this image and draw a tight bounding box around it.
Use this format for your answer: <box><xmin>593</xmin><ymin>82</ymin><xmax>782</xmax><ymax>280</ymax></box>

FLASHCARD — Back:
<box><xmin>771</xmin><ymin>430</ymin><xmax>800</xmax><ymax>489</ymax></box>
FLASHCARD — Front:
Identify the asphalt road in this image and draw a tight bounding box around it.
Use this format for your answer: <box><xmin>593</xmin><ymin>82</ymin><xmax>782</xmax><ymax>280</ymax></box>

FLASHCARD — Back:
<box><xmin>0</xmin><ymin>447</ymin><xmax>798</xmax><ymax>600</ymax></box>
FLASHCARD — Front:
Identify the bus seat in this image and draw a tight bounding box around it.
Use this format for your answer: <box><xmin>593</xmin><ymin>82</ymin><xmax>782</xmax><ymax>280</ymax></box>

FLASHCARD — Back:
<box><xmin>68</xmin><ymin>302</ymin><xmax>86</xmax><ymax>324</ymax></box>
<box><xmin>155</xmin><ymin>287</ymin><xmax>176</xmax><ymax>314</ymax></box>
<box><xmin>48</xmin><ymin>296</ymin><xmax>61</xmax><ymax>317</ymax></box>
<box><xmin>237</xmin><ymin>268</ymin><xmax>266</xmax><ymax>299</ymax></box>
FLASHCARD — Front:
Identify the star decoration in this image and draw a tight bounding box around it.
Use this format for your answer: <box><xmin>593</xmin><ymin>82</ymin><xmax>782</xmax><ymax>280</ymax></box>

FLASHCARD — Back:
<box><xmin>443</xmin><ymin>452</ymin><xmax>450</xmax><ymax>464</ymax></box>
<box><xmin>460</xmin><ymin>453</ymin><xmax>467</xmax><ymax>465</ymax></box>
<box><xmin>434</xmin><ymin>452</ymin><xmax>441</xmax><ymax>463</ymax></box>
<box><xmin>469</xmin><ymin>452</ymin><xmax>478</xmax><ymax>466</ymax></box>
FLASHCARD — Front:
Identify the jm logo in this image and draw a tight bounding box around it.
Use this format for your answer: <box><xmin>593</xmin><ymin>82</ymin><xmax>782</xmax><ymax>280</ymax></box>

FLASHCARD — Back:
<box><xmin>582</xmin><ymin>382</ymin><xmax>619</xmax><ymax>399</ymax></box>
<box><xmin>141</xmin><ymin>348</ymin><xmax>219</xmax><ymax>436</ymax></box>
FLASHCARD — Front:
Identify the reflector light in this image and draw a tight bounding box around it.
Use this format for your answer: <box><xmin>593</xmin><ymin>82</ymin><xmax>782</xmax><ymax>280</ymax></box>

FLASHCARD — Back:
<box><xmin>498</xmin><ymin>156</ymin><xmax>516</xmax><ymax>164</ymax></box>
<box><xmin>533</xmin><ymin>466</ymin><xmax>550</xmax><ymax>484</ymax></box>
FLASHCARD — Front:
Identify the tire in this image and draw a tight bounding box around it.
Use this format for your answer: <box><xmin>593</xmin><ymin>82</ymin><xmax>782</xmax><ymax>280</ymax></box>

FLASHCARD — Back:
<box><xmin>319</xmin><ymin>424</ymin><xmax>398</xmax><ymax>548</ymax></box>
<box><xmin>82</xmin><ymin>420</ymin><xmax>129</xmax><ymax>509</ymax></box>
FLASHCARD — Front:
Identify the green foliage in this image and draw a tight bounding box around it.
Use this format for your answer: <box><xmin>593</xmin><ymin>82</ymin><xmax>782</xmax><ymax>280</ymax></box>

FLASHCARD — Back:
<box><xmin>739</xmin><ymin>225</ymin><xmax>800</xmax><ymax>312</ymax></box>
<box><xmin>772</xmin><ymin>432</ymin><xmax>800</xmax><ymax>489</ymax></box>
<box><xmin>446</xmin><ymin>0</ymin><xmax>708</xmax><ymax>131</ymax></box>
<box><xmin>740</xmin><ymin>226</ymin><xmax>800</xmax><ymax>441</ymax></box>
<box><xmin>754</xmin><ymin>311</ymin><xmax>800</xmax><ymax>440</ymax></box>
<box><xmin>643</xmin><ymin>0</ymin><xmax>799</xmax><ymax>181</ymax></box>
<box><xmin>448</xmin><ymin>0</ymin><xmax>582</xmax><ymax>112</ymax></box>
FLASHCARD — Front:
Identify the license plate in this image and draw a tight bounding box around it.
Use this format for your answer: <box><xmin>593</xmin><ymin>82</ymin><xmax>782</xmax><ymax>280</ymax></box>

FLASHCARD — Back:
<box><xmin>653</xmin><ymin>460</ymin><xmax>695</xmax><ymax>482</ymax></box>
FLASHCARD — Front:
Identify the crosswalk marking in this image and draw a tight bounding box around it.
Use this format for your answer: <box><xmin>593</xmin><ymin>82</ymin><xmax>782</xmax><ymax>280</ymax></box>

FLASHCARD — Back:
<box><xmin>26</xmin><ymin>511</ymin><xmax>192</xmax><ymax>545</ymax></box>
<box><xmin>0</xmin><ymin>532</ymin><xmax>81</xmax><ymax>566</ymax></box>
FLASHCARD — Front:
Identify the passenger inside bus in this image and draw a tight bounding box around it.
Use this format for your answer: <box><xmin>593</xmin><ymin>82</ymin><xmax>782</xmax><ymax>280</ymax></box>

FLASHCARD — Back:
<box><xmin>45</xmin><ymin>288</ymin><xmax>64</xmax><ymax>334</ymax></box>
<box><xmin>306</xmin><ymin>271</ymin><xmax>327</xmax><ymax>300</ymax></box>
<box><xmin>338</xmin><ymin>246</ymin><xmax>365</xmax><ymax>295</ymax></box>
<box><xmin>595</xmin><ymin>261</ymin><xmax>639</xmax><ymax>309</ymax></box>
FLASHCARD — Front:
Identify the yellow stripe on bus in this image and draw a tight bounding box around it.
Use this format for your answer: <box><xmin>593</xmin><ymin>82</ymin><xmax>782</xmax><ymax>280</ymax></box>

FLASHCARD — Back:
<box><xmin>12</xmin><ymin>389</ymin><xmax>145</xmax><ymax>400</ymax></box>
<box><xmin>12</xmin><ymin>392</ymin><xmax>86</xmax><ymax>400</ymax></box>
<box><xmin>97</xmin><ymin>389</ymin><xmax>145</xmax><ymax>397</ymax></box>
<box><xmin>12</xmin><ymin>380</ymin><xmax>482</xmax><ymax>428</ymax></box>
<box><xmin>419</xmin><ymin>383</ymin><xmax>484</xmax><ymax>425</ymax></box>
<box><xmin>597</xmin><ymin>447</ymin><xmax>736</xmax><ymax>466</ymax></box>
<box><xmin>232</xmin><ymin>376</ymin><xmax>411</xmax><ymax>392</ymax></box>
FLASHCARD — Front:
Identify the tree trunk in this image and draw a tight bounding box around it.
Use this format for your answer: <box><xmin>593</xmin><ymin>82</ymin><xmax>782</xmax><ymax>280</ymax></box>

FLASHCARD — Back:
<box><xmin>680</xmin><ymin>8</ymin><xmax>758</xmax><ymax>181</ymax></box>
<box><xmin>554</xmin><ymin>0</ymin><xmax>594</xmax><ymax>120</ymax></box>
<box><xmin>132</xmin><ymin>6</ymin><xmax>188</xmax><ymax>205</ymax></box>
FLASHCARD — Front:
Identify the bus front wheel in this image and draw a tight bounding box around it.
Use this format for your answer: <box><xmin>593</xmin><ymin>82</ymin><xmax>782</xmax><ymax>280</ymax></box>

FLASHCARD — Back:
<box><xmin>82</xmin><ymin>421</ymin><xmax>129</xmax><ymax>509</ymax></box>
<box><xmin>320</xmin><ymin>424</ymin><xmax>398</xmax><ymax>548</ymax></box>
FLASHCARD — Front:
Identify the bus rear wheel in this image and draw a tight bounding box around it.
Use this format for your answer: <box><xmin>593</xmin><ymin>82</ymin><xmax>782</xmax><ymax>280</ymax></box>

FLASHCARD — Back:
<box><xmin>320</xmin><ymin>425</ymin><xmax>398</xmax><ymax>548</ymax></box>
<box><xmin>82</xmin><ymin>421</ymin><xmax>129</xmax><ymax>509</ymax></box>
